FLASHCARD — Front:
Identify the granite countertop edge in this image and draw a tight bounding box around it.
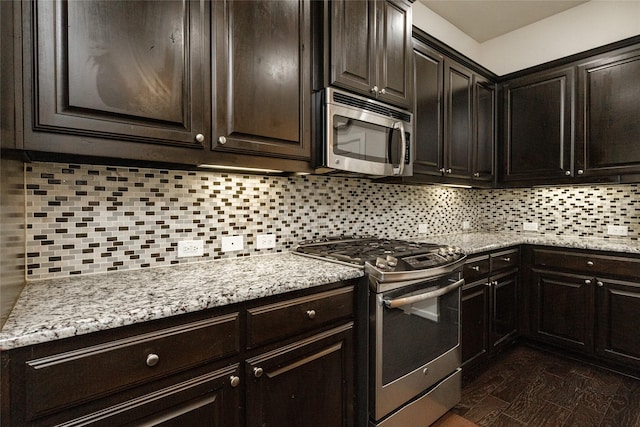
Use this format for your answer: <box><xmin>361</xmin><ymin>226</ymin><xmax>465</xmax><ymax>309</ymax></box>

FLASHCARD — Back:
<box><xmin>2</xmin><ymin>232</ymin><xmax>638</xmax><ymax>351</ymax></box>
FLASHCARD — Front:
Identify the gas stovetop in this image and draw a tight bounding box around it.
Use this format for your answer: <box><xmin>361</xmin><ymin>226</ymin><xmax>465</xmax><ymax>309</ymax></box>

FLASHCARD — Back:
<box><xmin>294</xmin><ymin>236</ymin><xmax>466</xmax><ymax>285</ymax></box>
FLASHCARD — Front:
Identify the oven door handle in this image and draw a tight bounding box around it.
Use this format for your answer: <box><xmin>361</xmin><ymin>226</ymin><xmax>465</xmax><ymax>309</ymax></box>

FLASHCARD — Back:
<box><xmin>382</xmin><ymin>278</ymin><xmax>465</xmax><ymax>309</ymax></box>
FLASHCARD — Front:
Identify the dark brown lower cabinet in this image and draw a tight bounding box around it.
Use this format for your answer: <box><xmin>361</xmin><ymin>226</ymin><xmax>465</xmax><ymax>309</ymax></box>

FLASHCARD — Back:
<box><xmin>530</xmin><ymin>269</ymin><xmax>595</xmax><ymax>353</ymax></box>
<box><xmin>596</xmin><ymin>278</ymin><xmax>640</xmax><ymax>369</ymax></box>
<box><xmin>461</xmin><ymin>248</ymin><xmax>519</xmax><ymax>369</ymax></box>
<box><xmin>461</xmin><ymin>279</ymin><xmax>489</xmax><ymax>366</ymax></box>
<box><xmin>245</xmin><ymin>323</ymin><xmax>354</xmax><ymax>427</ymax></box>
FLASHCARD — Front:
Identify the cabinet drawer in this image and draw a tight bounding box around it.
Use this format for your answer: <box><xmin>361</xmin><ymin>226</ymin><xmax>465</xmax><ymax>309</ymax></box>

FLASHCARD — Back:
<box><xmin>25</xmin><ymin>313</ymin><xmax>240</xmax><ymax>418</ymax></box>
<box><xmin>247</xmin><ymin>286</ymin><xmax>354</xmax><ymax>348</ymax></box>
<box><xmin>463</xmin><ymin>255</ymin><xmax>490</xmax><ymax>282</ymax></box>
<box><xmin>491</xmin><ymin>248</ymin><xmax>519</xmax><ymax>272</ymax></box>
<box><xmin>533</xmin><ymin>248</ymin><xmax>640</xmax><ymax>278</ymax></box>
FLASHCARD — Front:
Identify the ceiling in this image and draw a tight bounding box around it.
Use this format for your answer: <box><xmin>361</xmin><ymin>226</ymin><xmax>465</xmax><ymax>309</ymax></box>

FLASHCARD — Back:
<box><xmin>419</xmin><ymin>0</ymin><xmax>590</xmax><ymax>43</ymax></box>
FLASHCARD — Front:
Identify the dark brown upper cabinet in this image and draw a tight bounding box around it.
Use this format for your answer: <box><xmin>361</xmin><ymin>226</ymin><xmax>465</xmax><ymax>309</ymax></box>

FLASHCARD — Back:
<box><xmin>576</xmin><ymin>46</ymin><xmax>640</xmax><ymax>177</ymax></box>
<box><xmin>22</xmin><ymin>0</ymin><xmax>210</xmax><ymax>164</ymax></box>
<box><xmin>410</xmin><ymin>38</ymin><xmax>495</xmax><ymax>186</ymax></box>
<box><xmin>211</xmin><ymin>0</ymin><xmax>312</xmax><ymax>165</ymax></box>
<box><xmin>502</xmin><ymin>67</ymin><xmax>575</xmax><ymax>183</ymax></box>
<box><xmin>329</xmin><ymin>0</ymin><xmax>412</xmax><ymax>109</ymax></box>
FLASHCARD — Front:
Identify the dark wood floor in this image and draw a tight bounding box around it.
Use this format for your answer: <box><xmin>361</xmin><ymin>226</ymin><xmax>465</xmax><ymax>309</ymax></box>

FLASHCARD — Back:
<box><xmin>452</xmin><ymin>345</ymin><xmax>640</xmax><ymax>426</ymax></box>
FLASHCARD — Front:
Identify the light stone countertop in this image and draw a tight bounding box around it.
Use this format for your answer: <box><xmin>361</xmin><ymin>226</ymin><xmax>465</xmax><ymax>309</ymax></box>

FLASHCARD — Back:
<box><xmin>0</xmin><ymin>253</ymin><xmax>363</xmax><ymax>351</ymax></box>
<box><xmin>2</xmin><ymin>232</ymin><xmax>638</xmax><ymax>351</ymax></box>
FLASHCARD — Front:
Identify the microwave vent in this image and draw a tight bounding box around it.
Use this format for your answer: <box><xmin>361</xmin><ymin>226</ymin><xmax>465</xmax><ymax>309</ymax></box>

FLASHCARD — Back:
<box><xmin>332</xmin><ymin>91</ymin><xmax>411</xmax><ymax>123</ymax></box>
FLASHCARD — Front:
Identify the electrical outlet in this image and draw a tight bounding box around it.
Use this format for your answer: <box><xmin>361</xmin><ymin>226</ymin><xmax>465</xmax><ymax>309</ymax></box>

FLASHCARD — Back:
<box><xmin>462</xmin><ymin>221</ymin><xmax>471</xmax><ymax>230</ymax></box>
<box><xmin>177</xmin><ymin>240</ymin><xmax>204</xmax><ymax>258</ymax></box>
<box><xmin>256</xmin><ymin>234</ymin><xmax>276</xmax><ymax>249</ymax></box>
<box><xmin>523</xmin><ymin>222</ymin><xmax>539</xmax><ymax>232</ymax></box>
<box><xmin>221</xmin><ymin>235</ymin><xmax>244</xmax><ymax>252</ymax></box>
<box><xmin>418</xmin><ymin>224</ymin><xmax>428</xmax><ymax>234</ymax></box>
<box><xmin>607</xmin><ymin>225</ymin><xmax>628</xmax><ymax>236</ymax></box>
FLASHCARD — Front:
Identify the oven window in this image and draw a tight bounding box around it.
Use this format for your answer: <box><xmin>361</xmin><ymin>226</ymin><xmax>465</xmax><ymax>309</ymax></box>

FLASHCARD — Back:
<box><xmin>333</xmin><ymin>115</ymin><xmax>402</xmax><ymax>163</ymax></box>
<box><xmin>381</xmin><ymin>282</ymin><xmax>460</xmax><ymax>385</ymax></box>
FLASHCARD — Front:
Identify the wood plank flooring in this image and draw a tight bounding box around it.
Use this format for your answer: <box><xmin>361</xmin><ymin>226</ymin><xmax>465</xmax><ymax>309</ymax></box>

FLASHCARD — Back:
<box><xmin>452</xmin><ymin>345</ymin><xmax>640</xmax><ymax>426</ymax></box>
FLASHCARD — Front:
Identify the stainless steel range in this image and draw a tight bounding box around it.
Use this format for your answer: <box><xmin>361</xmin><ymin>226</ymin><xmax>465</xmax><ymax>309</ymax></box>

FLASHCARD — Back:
<box><xmin>295</xmin><ymin>237</ymin><xmax>466</xmax><ymax>427</ymax></box>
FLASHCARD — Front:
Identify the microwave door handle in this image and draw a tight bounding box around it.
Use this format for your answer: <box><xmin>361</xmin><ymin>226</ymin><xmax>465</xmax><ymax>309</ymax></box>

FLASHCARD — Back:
<box><xmin>392</xmin><ymin>121</ymin><xmax>407</xmax><ymax>176</ymax></box>
<box><xmin>383</xmin><ymin>278</ymin><xmax>464</xmax><ymax>309</ymax></box>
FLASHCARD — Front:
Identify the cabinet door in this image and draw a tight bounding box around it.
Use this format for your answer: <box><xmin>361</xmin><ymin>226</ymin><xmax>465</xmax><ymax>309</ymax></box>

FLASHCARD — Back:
<box><xmin>490</xmin><ymin>270</ymin><xmax>519</xmax><ymax>350</ymax></box>
<box><xmin>376</xmin><ymin>0</ymin><xmax>412</xmax><ymax>108</ymax></box>
<box><xmin>473</xmin><ymin>75</ymin><xmax>495</xmax><ymax>182</ymax></box>
<box><xmin>213</xmin><ymin>0</ymin><xmax>311</xmax><ymax>160</ymax></box>
<box><xmin>412</xmin><ymin>39</ymin><xmax>444</xmax><ymax>176</ymax></box>
<box><xmin>245</xmin><ymin>324</ymin><xmax>354</xmax><ymax>427</ymax></box>
<box><xmin>596</xmin><ymin>278</ymin><xmax>640</xmax><ymax>369</ymax></box>
<box><xmin>531</xmin><ymin>269</ymin><xmax>594</xmax><ymax>353</ymax></box>
<box><xmin>444</xmin><ymin>59</ymin><xmax>473</xmax><ymax>179</ymax></box>
<box><xmin>30</xmin><ymin>0</ymin><xmax>208</xmax><ymax>151</ymax></box>
<box><xmin>577</xmin><ymin>48</ymin><xmax>640</xmax><ymax>176</ymax></box>
<box><xmin>330</xmin><ymin>0</ymin><xmax>376</xmax><ymax>97</ymax></box>
<box><xmin>503</xmin><ymin>67</ymin><xmax>574</xmax><ymax>181</ymax></box>
<box><xmin>461</xmin><ymin>280</ymin><xmax>490</xmax><ymax>367</ymax></box>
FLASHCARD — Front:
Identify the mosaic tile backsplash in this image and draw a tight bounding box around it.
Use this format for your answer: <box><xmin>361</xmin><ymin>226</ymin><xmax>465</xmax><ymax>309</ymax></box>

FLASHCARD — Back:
<box><xmin>25</xmin><ymin>162</ymin><xmax>639</xmax><ymax>280</ymax></box>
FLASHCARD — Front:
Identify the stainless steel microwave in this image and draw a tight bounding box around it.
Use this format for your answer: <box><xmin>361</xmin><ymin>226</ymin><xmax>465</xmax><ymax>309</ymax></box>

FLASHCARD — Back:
<box><xmin>314</xmin><ymin>88</ymin><xmax>413</xmax><ymax>177</ymax></box>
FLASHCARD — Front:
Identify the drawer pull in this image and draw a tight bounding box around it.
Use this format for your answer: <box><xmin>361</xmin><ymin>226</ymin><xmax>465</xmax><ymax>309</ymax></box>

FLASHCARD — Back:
<box><xmin>587</xmin><ymin>261</ymin><xmax>594</xmax><ymax>267</ymax></box>
<box><xmin>471</xmin><ymin>266</ymin><xmax>480</xmax><ymax>271</ymax></box>
<box><xmin>585</xmin><ymin>279</ymin><xmax>592</xmax><ymax>285</ymax></box>
<box><xmin>597</xmin><ymin>281</ymin><xmax>604</xmax><ymax>287</ymax></box>
<box><xmin>230</xmin><ymin>376</ymin><xmax>240</xmax><ymax>387</ymax></box>
<box><xmin>306</xmin><ymin>310</ymin><xmax>316</xmax><ymax>320</ymax></box>
<box><xmin>502</xmin><ymin>257</ymin><xmax>511</xmax><ymax>262</ymax></box>
<box><xmin>146</xmin><ymin>353</ymin><xmax>160</xmax><ymax>367</ymax></box>
<box><xmin>253</xmin><ymin>367</ymin><xmax>264</xmax><ymax>378</ymax></box>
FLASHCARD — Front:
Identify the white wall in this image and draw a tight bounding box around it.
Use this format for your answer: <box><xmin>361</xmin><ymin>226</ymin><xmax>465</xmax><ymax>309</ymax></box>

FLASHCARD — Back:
<box><xmin>412</xmin><ymin>1</ymin><xmax>640</xmax><ymax>76</ymax></box>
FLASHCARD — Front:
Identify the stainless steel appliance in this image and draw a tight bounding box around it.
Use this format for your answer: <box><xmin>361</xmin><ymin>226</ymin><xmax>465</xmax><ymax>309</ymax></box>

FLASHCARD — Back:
<box><xmin>295</xmin><ymin>237</ymin><xmax>466</xmax><ymax>427</ymax></box>
<box><xmin>314</xmin><ymin>88</ymin><xmax>413</xmax><ymax>177</ymax></box>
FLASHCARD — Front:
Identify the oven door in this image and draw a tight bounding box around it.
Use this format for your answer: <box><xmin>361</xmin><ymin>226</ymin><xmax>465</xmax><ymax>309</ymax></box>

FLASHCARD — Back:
<box><xmin>370</xmin><ymin>272</ymin><xmax>463</xmax><ymax>421</ymax></box>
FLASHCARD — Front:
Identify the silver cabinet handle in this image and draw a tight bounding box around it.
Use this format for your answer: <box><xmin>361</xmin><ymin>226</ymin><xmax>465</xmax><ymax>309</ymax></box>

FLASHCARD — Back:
<box><xmin>253</xmin><ymin>367</ymin><xmax>264</xmax><ymax>378</ymax></box>
<box><xmin>565</xmin><ymin>170</ymin><xmax>571</xmax><ymax>176</ymax></box>
<box><xmin>597</xmin><ymin>281</ymin><xmax>604</xmax><ymax>287</ymax></box>
<box><xmin>230</xmin><ymin>376</ymin><xmax>240</xmax><ymax>387</ymax></box>
<box><xmin>371</xmin><ymin>86</ymin><xmax>379</xmax><ymax>94</ymax></box>
<box><xmin>471</xmin><ymin>265</ymin><xmax>480</xmax><ymax>271</ymax></box>
<box><xmin>379</xmin><ymin>88</ymin><xmax>386</xmax><ymax>95</ymax></box>
<box><xmin>578</xmin><ymin>169</ymin><xmax>584</xmax><ymax>175</ymax></box>
<box><xmin>502</xmin><ymin>257</ymin><xmax>511</xmax><ymax>262</ymax></box>
<box><xmin>585</xmin><ymin>279</ymin><xmax>592</xmax><ymax>285</ymax></box>
<box><xmin>446</xmin><ymin>169</ymin><xmax>452</xmax><ymax>174</ymax></box>
<box><xmin>146</xmin><ymin>353</ymin><xmax>159</xmax><ymax>367</ymax></box>
<box><xmin>306</xmin><ymin>310</ymin><xmax>316</xmax><ymax>319</ymax></box>
<box><xmin>218</xmin><ymin>136</ymin><xmax>227</xmax><ymax>145</ymax></box>
<box><xmin>439</xmin><ymin>168</ymin><xmax>446</xmax><ymax>173</ymax></box>
<box><xmin>587</xmin><ymin>261</ymin><xmax>594</xmax><ymax>266</ymax></box>
<box><xmin>473</xmin><ymin>172</ymin><xmax>480</xmax><ymax>177</ymax></box>
<box><xmin>195</xmin><ymin>133</ymin><xmax>205</xmax><ymax>143</ymax></box>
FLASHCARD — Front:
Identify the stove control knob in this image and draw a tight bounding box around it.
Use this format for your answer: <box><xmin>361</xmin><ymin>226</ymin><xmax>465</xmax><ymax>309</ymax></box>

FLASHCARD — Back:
<box><xmin>386</xmin><ymin>255</ymin><xmax>398</xmax><ymax>267</ymax></box>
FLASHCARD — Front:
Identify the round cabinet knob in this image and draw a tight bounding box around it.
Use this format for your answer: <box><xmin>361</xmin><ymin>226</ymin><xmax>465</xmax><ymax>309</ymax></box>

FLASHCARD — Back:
<box><xmin>471</xmin><ymin>265</ymin><xmax>480</xmax><ymax>271</ymax></box>
<box><xmin>422</xmin><ymin>368</ymin><xmax>429</xmax><ymax>376</ymax></box>
<box><xmin>146</xmin><ymin>353</ymin><xmax>160</xmax><ymax>367</ymax></box>
<box><xmin>439</xmin><ymin>168</ymin><xmax>446</xmax><ymax>173</ymax></box>
<box><xmin>446</xmin><ymin>169</ymin><xmax>452</xmax><ymax>174</ymax></box>
<box><xmin>587</xmin><ymin>261</ymin><xmax>594</xmax><ymax>267</ymax></box>
<box><xmin>306</xmin><ymin>310</ymin><xmax>316</xmax><ymax>320</ymax></box>
<box><xmin>577</xmin><ymin>169</ymin><xmax>584</xmax><ymax>175</ymax></box>
<box><xmin>218</xmin><ymin>136</ymin><xmax>227</xmax><ymax>145</ymax></box>
<box><xmin>253</xmin><ymin>367</ymin><xmax>264</xmax><ymax>378</ymax></box>
<box><xmin>597</xmin><ymin>281</ymin><xmax>604</xmax><ymax>287</ymax></box>
<box><xmin>502</xmin><ymin>257</ymin><xmax>511</xmax><ymax>262</ymax></box>
<box><xmin>379</xmin><ymin>88</ymin><xmax>386</xmax><ymax>95</ymax></box>
<box><xmin>230</xmin><ymin>376</ymin><xmax>240</xmax><ymax>387</ymax></box>
<box><xmin>195</xmin><ymin>133</ymin><xmax>205</xmax><ymax>143</ymax></box>
<box><xmin>585</xmin><ymin>279</ymin><xmax>592</xmax><ymax>285</ymax></box>
<box><xmin>565</xmin><ymin>170</ymin><xmax>571</xmax><ymax>176</ymax></box>
<box><xmin>473</xmin><ymin>172</ymin><xmax>480</xmax><ymax>177</ymax></box>
<box><xmin>371</xmin><ymin>86</ymin><xmax>379</xmax><ymax>94</ymax></box>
